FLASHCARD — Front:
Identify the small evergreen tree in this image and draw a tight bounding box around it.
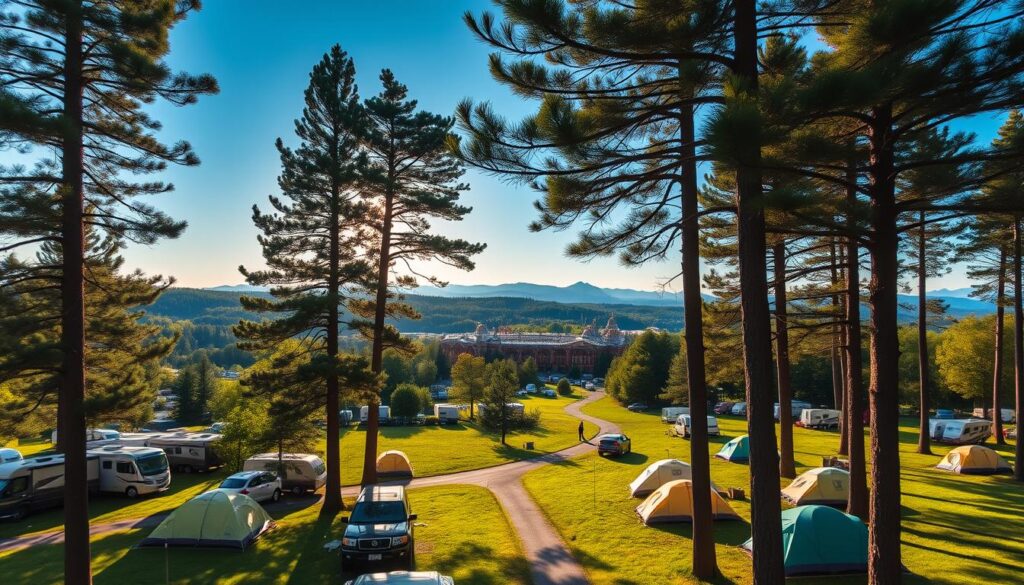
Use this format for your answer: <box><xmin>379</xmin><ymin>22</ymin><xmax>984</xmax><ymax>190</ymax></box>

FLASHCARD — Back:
<box><xmin>450</xmin><ymin>353</ymin><xmax>487</xmax><ymax>419</ymax></box>
<box><xmin>390</xmin><ymin>383</ymin><xmax>424</xmax><ymax>418</ymax></box>
<box><xmin>481</xmin><ymin>359</ymin><xmax>519</xmax><ymax>445</ymax></box>
<box><xmin>556</xmin><ymin>378</ymin><xmax>572</xmax><ymax>397</ymax></box>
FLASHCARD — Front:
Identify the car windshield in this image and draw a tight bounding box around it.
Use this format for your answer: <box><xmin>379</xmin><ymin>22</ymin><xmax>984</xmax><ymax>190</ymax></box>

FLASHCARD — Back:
<box><xmin>349</xmin><ymin>500</ymin><xmax>407</xmax><ymax>523</ymax></box>
<box><xmin>220</xmin><ymin>478</ymin><xmax>248</xmax><ymax>489</ymax></box>
<box><xmin>136</xmin><ymin>453</ymin><xmax>168</xmax><ymax>476</ymax></box>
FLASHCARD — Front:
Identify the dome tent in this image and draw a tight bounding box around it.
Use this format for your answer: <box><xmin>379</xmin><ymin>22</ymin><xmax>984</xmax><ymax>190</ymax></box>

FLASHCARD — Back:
<box><xmin>376</xmin><ymin>450</ymin><xmax>413</xmax><ymax>478</ymax></box>
<box><xmin>781</xmin><ymin>467</ymin><xmax>850</xmax><ymax>506</ymax></box>
<box><xmin>628</xmin><ymin>459</ymin><xmax>719</xmax><ymax>498</ymax></box>
<box><xmin>140</xmin><ymin>490</ymin><xmax>273</xmax><ymax>549</ymax></box>
<box><xmin>635</xmin><ymin>480</ymin><xmax>740</xmax><ymax>525</ymax></box>
<box><xmin>715</xmin><ymin>435</ymin><xmax>749</xmax><ymax>463</ymax></box>
<box><xmin>742</xmin><ymin>505</ymin><xmax>868</xmax><ymax>576</ymax></box>
<box><xmin>936</xmin><ymin>445</ymin><xmax>1012</xmax><ymax>475</ymax></box>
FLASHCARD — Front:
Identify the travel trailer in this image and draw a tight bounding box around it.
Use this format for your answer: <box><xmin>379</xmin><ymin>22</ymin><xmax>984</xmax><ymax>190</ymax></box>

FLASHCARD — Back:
<box><xmin>359</xmin><ymin>405</ymin><xmax>392</xmax><ymax>424</ymax></box>
<box><xmin>929</xmin><ymin>418</ymin><xmax>993</xmax><ymax>445</ymax></box>
<box><xmin>0</xmin><ymin>454</ymin><xmax>100</xmax><ymax>520</ymax></box>
<box><xmin>86</xmin><ymin>445</ymin><xmax>171</xmax><ymax>497</ymax></box>
<box><xmin>243</xmin><ymin>453</ymin><xmax>326</xmax><ymax>494</ymax></box>
<box><xmin>972</xmin><ymin>408</ymin><xmax>1016</xmax><ymax>423</ymax></box>
<box><xmin>673</xmin><ymin>415</ymin><xmax>721</xmax><ymax>438</ymax></box>
<box><xmin>774</xmin><ymin>401</ymin><xmax>812</xmax><ymax>421</ymax></box>
<box><xmin>119</xmin><ymin>431</ymin><xmax>223</xmax><ymax>472</ymax></box>
<box><xmin>433</xmin><ymin>404</ymin><xmax>461</xmax><ymax>424</ymax></box>
<box><xmin>798</xmin><ymin>409</ymin><xmax>842</xmax><ymax>430</ymax></box>
<box><xmin>661</xmin><ymin>406</ymin><xmax>689</xmax><ymax>423</ymax></box>
<box><xmin>50</xmin><ymin>427</ymin><xmax>120</xmax><ymax>447</ymax></box>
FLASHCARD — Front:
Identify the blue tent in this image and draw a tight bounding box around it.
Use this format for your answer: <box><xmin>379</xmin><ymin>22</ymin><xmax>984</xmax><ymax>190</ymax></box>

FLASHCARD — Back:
<box><xmin>715</xmin><ymin>435</ymin><xmax>749</xmax><ymax>463</ymax></box>
<box><xmin>743</xmin><ymin>505</ymin><xmax>868</xmax><ymax>576</ymax></box>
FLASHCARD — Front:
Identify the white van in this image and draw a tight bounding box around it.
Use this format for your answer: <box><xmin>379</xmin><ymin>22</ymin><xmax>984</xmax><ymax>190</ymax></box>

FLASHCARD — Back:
<box><xmin>87</xmin><ymin>445</ymin><xmax>171</xmax><ymax>498</ymax></box>
<box><xmin>774</xmin><ymin>401</ymin><xmax>812</xmax><ymax>420</ymax></box>
<box><xmin>243</xmin><ymin>453</ymin><xmax>326</xmax><ymax>495</ymax></box>
<box><xmin>0</xmin><ymin>454</ymin><xmax>100</xmax><ymax>520</ymax></box>
<box><xmin>929</xmin><ymin>418</ymin><xmax>993</xmax><ymax>444</ymax></box>
<box><xmin>661</xmin><ymin>406</ymin><xmax>689</xmax><ymax>423</ymax></box>
<box><xmin>360</xmin><ymin>405</ymin><xmax>392</xmax><ymax>424</ymax></box>
<box><xmin>799</xmin><ymin>409</ymin><xmax>842</xmax><ymax>430</ymax></box>
<box><xmin>50</xmin><ymin>428</ymin><xmax>120</xmax><ymax>447</ymax></box>
<box><xmin>433</xmin><ymin>404</ymin><xmax>461</xmax><ymax>424</ymax></box>
<box><xmin>972</xmin><ymin>408</ymin><xmax>1016</xmax><ymax>423</ymax></box>
<box><xmin>673</xmin><ymin>415</ymin><xmax>721</xmax><ymax>438</ymax></box>
<box><xmin>731</xmin><ymin>402</ymin><xmax>747</xmax><ymax>416</ymax></box>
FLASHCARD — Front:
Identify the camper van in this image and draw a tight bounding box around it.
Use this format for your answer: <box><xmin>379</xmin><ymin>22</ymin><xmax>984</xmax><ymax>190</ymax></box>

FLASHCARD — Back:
<box><xmin>119</xmin><ymin>431</ymin><xmax>222</xmax><ymax>473</ymax></box>
<box><xmin>359</xmin><ymin>405</ymin><xmax>392</xmax><ymax>424</ymax></box>
<box><xmin>972</xmin><ymin>408</ymin><xmax>1016</xmax><ymax>423</ymax></box>
<box><xmin>929</xmin><ymin>418</ymin><xmax>993</xmax><ymax>445</ymax></box>
<box><xmin>774</xmin><ymin>401</ymin><xmax>812</xmax><ymax>420</ymax></box>
<box><xmin>731</xmin><ymin>402</ymin><xmax>748</xmax><ymax>416</ymax></box>
<box><xmin>0</xmin><ymin>454</ymin><xmax>100</xmax><ymax>520</ymax></box>
<box><xmin>243</xmin><ymin>453</ymin><xmax>326</xmax><ymax>495</ymax></box>
<box><xmin>673</xmin><ymin>414</ymin><xmax>721</xmax><ymax>438</ymax></box>
<box><xmin>87</xmin><ymin>445</ymin><xmax>171</xmax><ymax>497</ymax></box>
<box><xmin>433</xmin><ymin>404</ymin><xmax>461</xmax><ymax>424</ymax></box>
<box><xmin>50</xmin><ymin>427</ymin><xmax>120</xmax><ymax>447</ymax></box>
<box><xmin>661</xmin><ymin>406</ymin><xmax>690</xmax><ymax>423</ymax></box>
<box><xmin>798</xmin><ymin>409</ymin><xmax>842</xmax><ymax>430</ymax></box>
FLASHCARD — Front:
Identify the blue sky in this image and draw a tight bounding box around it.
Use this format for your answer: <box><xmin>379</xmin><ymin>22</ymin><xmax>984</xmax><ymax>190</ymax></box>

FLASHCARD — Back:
<box><xmin>87</xmin><ymin>2</ymin><xmax>1009</xmax><ymax>291</ymax></box>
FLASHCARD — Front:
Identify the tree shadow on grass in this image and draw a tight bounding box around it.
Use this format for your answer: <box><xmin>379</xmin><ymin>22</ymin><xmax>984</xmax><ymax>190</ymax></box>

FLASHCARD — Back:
<box><xmin>428</xmin><ymin>541</ymin><xmax>531</xmax><ymax>585</ymax></box>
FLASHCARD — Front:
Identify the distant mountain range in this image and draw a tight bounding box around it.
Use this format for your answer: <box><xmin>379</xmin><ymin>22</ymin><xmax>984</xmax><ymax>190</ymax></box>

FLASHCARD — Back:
<box><xmin>404</xmin><ymin>281</ymin><xmax>692</xmax><ymax>306</ymax></box>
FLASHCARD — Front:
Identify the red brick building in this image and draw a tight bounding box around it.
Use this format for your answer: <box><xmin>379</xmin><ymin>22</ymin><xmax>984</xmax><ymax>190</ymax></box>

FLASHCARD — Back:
<box><xmin>440</xmin><ymin>316</ymin><xmax>629</xmax><ymax>374</ymax></box>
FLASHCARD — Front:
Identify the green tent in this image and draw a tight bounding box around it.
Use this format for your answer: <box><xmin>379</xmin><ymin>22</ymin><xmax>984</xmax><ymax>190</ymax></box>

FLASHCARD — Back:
<box><xmin>715</xmin><ymin>435</ymin><xmax>749</xmax><ymax>463</ymax></box>
<box><xmin>140</xmin><ymin>490</ymin><xmax>273</xmax><ymax>550</ymax></box>
<box><xmin>742</xmin><ymin>505</ymin><xmax>868</xmax><ymax>576</ymax></box>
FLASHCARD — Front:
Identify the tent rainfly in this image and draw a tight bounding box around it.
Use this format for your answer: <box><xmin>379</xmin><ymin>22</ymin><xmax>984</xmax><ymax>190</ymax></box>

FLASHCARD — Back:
<box><xmin>376</xmin><ymin>450</ymin><xmax>413</xmax><ymax>478</ymax></box>
<box><xmin>781</xmin><ymin>467</ymin><xmax>850</xmax><ymax>506</ymax></box>
<box><xmin>936</xmin><ymin>445</ymin><xmax>1013</xmax><ymax>475</ymax></box>
<box><xmin>628</xmin><ymin>459</ymin><xmax>719</xmax><ymax>498</ymax></box>
<box><xmin>635</xmin><ymin>479</ymin><xmax>740</xmax><ymax>525</ymax></box>
<box><xmin>715</xmin><ymin>435</ymin><xmax>749</xmax><ymax>463</ymax></box>
<box><xmin>139</xmin><ymin>490</ymin><xmax>273</xmax><ymax>549</ymax></box>
<box><xmin>743</xmin><ymin>505</ymin><xmax>868</xmax><ymax>576</ymax></box>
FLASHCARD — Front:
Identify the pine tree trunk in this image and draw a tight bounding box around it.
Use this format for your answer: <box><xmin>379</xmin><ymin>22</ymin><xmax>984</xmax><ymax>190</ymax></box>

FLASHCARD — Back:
<box><xmin>916</xmin><ymin>211</ymin><xmax>931</xmax><ymax>455</ymax></box>
<box><xmin>679</xmin><ymin>96</ymin><xmax>717</xmax><ymax>579</ymax></box>
<box><xmin>993</xmin><ymin>248</ymin><xmax>1006</xmax><ymax>445</ymax></box>
<box><xmin>734</xmin><ymin>2</ymin><xmax>783</xmax><ymax>582</ymax></box>
<box><xmin>324</xmin><ymin>186</ymin><xmax>342</xmax><ymax>511</ymax></box>
<box><xmin>832</xmin><ymin>240</ymin><xmax>849</xmax><ymax>456</ymax></box>
<box><xmin>867</xmin><ymin>103</ymin><xmax>902</xmax><ymax>585</ymax></box>
<box><xmin>1013</xmin><ymin>219</ymin><xmax>1024</xmax><ymax>482</ymax></box>
<box><xmin>773</xmin><ymin>242</ymin><xmax>796</xmax><ymax>479</ymax></box>
<box><xmin>61</xmin><ymin>4</ymin><xmax>92</xmax><ymax>582</ymax></box>
<box><xmin>845</xmin><ymin>172</ymin><xmax>868</xmax><ymax>520</ymax></box>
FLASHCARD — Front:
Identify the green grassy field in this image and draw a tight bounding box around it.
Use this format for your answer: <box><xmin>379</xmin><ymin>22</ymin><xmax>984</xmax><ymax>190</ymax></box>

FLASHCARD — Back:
<box><xmin>522</xmin><ymin>397</ymin><xmax>1023</xmax><ymax>585</ymax></box>
<box><xmin>0</xmin><ymin>485</ymin><xmax>529</xmax><ymax>585</ymax></box>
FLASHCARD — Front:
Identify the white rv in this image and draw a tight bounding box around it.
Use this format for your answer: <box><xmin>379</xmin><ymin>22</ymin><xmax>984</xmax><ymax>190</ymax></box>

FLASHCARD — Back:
<box><xmin>929</xmin><ymin>418</ymin><xmax>993</xmax><ymax>445</ymax></box>
<box><xmin>86</xmin><ymin>445</ymin><xmax>171</xmax><ymax>497</ymax></box>
<box><xmin>774</xmin><ymin>401</ymin><xmax>812</xmax><ymax>420</ymax></box>
<box><xmin>673</xmin><ymin>415</ymin><xmax>721</xmax><ymax>438</ymax></box>
<box><xmin>661</xmin><ymin>406</ymin><xmax>690</xmax><ymax>423</ymax></box>
<box><xmin>359</xmin><ymin>405</ymin><xmax>392</xmax><ymax>424</ymax></box>
<box><xmin>433</xmin><ymin>404</ymin><xmax>461</xmax><ymax>424</ymax></box>
<box><xmin>243</xmin><ymin>453</ymin><xmax>326</xmax><ymax>495</ymax></box>
<box><xmin>971</xmin><ymin>408</ymin><xmax>1016</xmax><ymax>424</ymax></box>
<box><xmin>50</xmin><ymin>428</ymin><xmax>120</xmax><ymax>447</ymax></box>
<box><xmin>118</xmin><ymin>431</ymin><xmax>222</xmax><ymax>473</ymax></box>
<box><xmin>799</xmin><ymin>409</ymin><xmax>842</xmax><ymax>430</ymax></box>
<box><xmin>0</xmin><ymin>448</ymin><xmax>22</xmax><ymax>464</ymax></box>
<box><xmin>0</xmin><ymin>454</ymin><xmax>100</xmax><ymax>520</ymax></box>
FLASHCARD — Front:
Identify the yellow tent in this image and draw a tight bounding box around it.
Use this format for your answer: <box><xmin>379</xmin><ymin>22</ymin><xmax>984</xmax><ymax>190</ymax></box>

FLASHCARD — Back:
<box><xmin>376</xmin><ymin>450</ymin><xmax>413</xmax><ymax>478</ymax></box>
<box><xmin>936</xmin><ymin>445</ymin><xmax>1012</xmax><ymax>475</ymax></box>
<box><xmin>781</xmin><ymin>467</ymin><xmax>849</xmax><ymax>506</ymax></box>
<box><xmin>635</xmin><ymin>479</ymin><xmax>740</xmax><ymax>525</ymax></box>
<box><xmin>628</xmin><ymin>459</ymin><xmax>719</xmax><ymax>498</ymax></box>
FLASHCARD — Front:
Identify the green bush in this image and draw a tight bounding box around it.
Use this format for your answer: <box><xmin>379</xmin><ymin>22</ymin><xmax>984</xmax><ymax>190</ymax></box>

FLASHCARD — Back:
<box><xmin>556</xmin><ymin>378</ymin><xmax>572</xmax><ymax>396</ymax></box>
<box><xmin>390</xmin><ymin>383</ymin><xmax>425</xmax><ymax>418</ymax></box>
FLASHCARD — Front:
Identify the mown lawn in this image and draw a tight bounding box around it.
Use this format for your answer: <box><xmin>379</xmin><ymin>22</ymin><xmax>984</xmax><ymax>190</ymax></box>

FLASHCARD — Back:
<box><xmin>522</xmin><ymin>396</ymin><xmax>1023</xmax><ymax>585</ymax></box>
<box><xmin>0</xmin><ymin>485</ymin><xmax>529</xmax><ymax>585</ymax></box>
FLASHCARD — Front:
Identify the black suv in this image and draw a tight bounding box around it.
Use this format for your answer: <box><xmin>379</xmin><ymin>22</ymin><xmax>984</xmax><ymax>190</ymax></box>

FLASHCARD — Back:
<box><xmin>341</xmin><ymin>485</ymin><xmax>416</xmax><ymax>571</ymax></box>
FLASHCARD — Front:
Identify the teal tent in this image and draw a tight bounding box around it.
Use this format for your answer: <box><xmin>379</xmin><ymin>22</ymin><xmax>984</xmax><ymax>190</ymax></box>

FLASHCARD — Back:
<box><xmin>742</xmin><ymin>505</ymin><xmax>867</xmax><ymax>576</ymax></box>
<box><xmin>715</xmin><ymin>435</ymin><xmax>749</xmax><ymax>463</ymax></box>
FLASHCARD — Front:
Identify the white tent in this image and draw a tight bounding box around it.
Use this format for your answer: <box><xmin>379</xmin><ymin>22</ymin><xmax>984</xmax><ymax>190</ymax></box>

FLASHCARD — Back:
<box><xmin>628</xmin><ymin>459</ymin><xmax>718</xmax><ymax>498</ymax></box>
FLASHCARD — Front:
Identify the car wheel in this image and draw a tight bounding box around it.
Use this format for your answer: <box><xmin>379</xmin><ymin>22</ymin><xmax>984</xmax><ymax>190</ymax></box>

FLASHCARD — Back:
<box><xmin>181</xmin><ymin>464</ymin><xmax>193</xmax><ymax>474</ymax></box>
<box><xmin>291</xmin><ymin>486</ymin><xmax>305</xmax><ymax>496</ymax></box>
<box><xmin>272</xmin><ymin>489</ymin><xmax>281</xmax><ymax>503</ymax></box>
<box><xmin>126</xmin><ymin>486</ymin><xmax>139</xmax><ymax>499</ymax></box>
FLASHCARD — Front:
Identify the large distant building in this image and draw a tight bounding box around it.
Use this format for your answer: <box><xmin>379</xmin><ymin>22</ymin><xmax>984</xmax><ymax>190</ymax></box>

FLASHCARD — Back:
<box><xmin>440</xmin><ymin>316</ymin><xmax>630</xmax><ymax>374</ymax></box>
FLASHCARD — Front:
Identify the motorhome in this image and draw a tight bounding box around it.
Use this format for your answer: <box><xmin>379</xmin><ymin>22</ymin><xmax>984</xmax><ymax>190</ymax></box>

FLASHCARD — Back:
<box><xmin>0</xmin><ymin>448</ymin><xmax>22</xmax><ymax>464</ymax></box>
<box><xmin>661</xmin><ymin>406</ymin><xmax>690</xmax><ymax>423</ymax></box>
<box><xmin>798</xmin><ymin>409</ymin><xmax>842</xmax><ymax>430</ymax></box>
<box><xmin>118</xmin><ymin>431</ymin><xmax>223</xmax><ymax>473</ymax></box>
<box><xmin>50</xmin><ymin>427</ymin><xmax>120</xmax><ymax>447</ymax></box>
<box><xmin>0</xmin><ymin>454</ymin><xmax>100</xmax><ymax>520</ymax></box>
<box><xmin>243</xmin><ymin>453</ymin><xmax>326</xmax><ymax>495</ymax></box>
<box><xmin>972</xmin><ymin>408</ymin><xmax>1016</xmax><ymax>424</ymax></box>
<box><xmin>86</xmin><ymin>445</ymin><xmax>171</xmax><ymax>497</ymax></box>
<box><xmin>433</xmin><ymin>404</ymin><xmax>461</xmax><ymax>424</ymax></box>
<box><xmin>774</xmin><ymin>401</ymin><xmax>812</xmax><ymax>421</ymax></box>
<box><xmin>929</xmin><ymin>418</ymin><xmax>993</xmax><ymax>445</ymax></box>
<box><xmin>673</xmin><ymin>415</ymin><xmax>721</xmax><ymax>438</ymax></box>
<box><xmin>359</xmin><ymin>405</ymin><xmax>392</xmax><ymax>424</ymax></box>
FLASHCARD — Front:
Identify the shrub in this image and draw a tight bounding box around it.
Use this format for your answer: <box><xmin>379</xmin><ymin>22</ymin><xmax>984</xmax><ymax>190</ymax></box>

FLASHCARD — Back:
<box><xmin>479</xmin><ymin>405</ymin><xmax>542</xmax><ymax>432</ymax></box>
<box><xmin>557</xmin><ymin>378</ymin><xmax>572</xmax><ymax>396</ymax></box>
<box><xmin>390</xmin><ymin>383</ymin><xmax>425</xmax><ymax>418</ymax></box>
<box><xmin>423</xmin><ymin>416</ymin><xmax>440</xmax><ymax>426</ymax></box>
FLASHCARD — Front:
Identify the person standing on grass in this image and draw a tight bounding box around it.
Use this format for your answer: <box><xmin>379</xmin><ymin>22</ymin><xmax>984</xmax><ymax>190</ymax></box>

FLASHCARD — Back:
<box><xmin>578</xmin><ymin>421</ymin><xmax>585</xmax><ymax>442</ymax></box>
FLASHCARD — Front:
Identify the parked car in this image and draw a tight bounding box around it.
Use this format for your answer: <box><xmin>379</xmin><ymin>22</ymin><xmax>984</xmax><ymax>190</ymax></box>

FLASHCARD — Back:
<box><xmin>597</xmin><ymin>433</ymin><xmax>632</xmax><ymax>456</ymax></box>
<box><xmin>215</xmin><ymin>471</ymin><xmax>282</xmax><ymax>503</ymax></box>
<box><xmin>341</xmin><ymin>485</ymin><xmax>416</xmax><ymax>571</ymax></box>
<box><xmin>345</xmin><ymin>572</ymin><xmax>454</xmax><ymax>585</ymax></box>
<box><xmin>713</xmin><ymin>401</ymin><xmax>736</xmax><ymax>415</ymax></box>
<box><xmin>731</xmin><ymin>402</ymin><xmax>748</xmax><ymax>416</ymax></box>
<box><xmin>626</xmin><ymin>403</ymin><xmax>648</xmax><ymax>412</ymax></box>
<box><xmin>525</xmin><ymin>384</ymin><xmax>538</xmax><ymax>394</ymax></box>
<box><xmin>541</xmin><ymin>388</ymin><xmax>557</xmax><ymax>398</ymax></box>
<box><xmin>516</xmin><ymin>389</ymin><xmax>528</xmax><ymax>397</ymax></box>
<box><xmin>585</xmin><ymin>382</ymin><xmax>595</xmax><ymax>391</ymax></box>
<box><xmin>673</xmin><ymin>415</ymin><xmax>721</xmax><ymax>438</ymax></box>
<box><xmin>1006</xmin><ymin>426</ymin><xmax>1017</xmax><ymax>440</ymax></box>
